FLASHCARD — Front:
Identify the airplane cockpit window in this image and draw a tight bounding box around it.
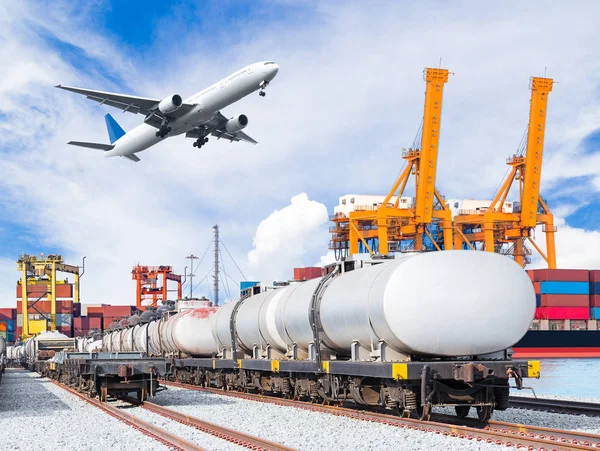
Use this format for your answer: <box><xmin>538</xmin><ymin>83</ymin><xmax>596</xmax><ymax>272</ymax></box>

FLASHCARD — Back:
<box><xmin>264</xmin><ymin>62</ymin><xmax>275</xmax><ymax>65</ymax></box>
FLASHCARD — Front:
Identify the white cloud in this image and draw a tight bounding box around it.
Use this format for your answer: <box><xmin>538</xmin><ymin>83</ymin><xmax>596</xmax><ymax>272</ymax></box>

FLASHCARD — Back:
<box><xmin>247</xmin><ymin>193</ymin><xmax>328</xmax><ymax>280</ymax></box>
<box><xmin>528</xmin><ymin>216</ymin><xmax>600</xmax><ymax>270</ymax></box>
<box><xmin>1</xmin><ymin>1</ymin><xmax>600</xmax><ymax>308</ymax></box>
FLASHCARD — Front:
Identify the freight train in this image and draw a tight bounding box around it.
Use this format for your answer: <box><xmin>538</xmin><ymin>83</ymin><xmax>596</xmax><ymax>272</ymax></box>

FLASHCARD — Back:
<box><xmin>102</xmin><ymin>251</ymin><xmax>541</xmax><ymax>421</ymax></box>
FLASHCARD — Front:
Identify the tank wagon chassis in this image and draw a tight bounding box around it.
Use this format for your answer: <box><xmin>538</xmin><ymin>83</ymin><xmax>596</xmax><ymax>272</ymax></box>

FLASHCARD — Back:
<box><xmin>42</xmin><ymin>352</ymin><xmax>168</xmax><ymax>402</ymax></box>
<box><xmin>168</xmin><ymin>357</ymin><xmax>537</xmax><ymax>421</ymax></box>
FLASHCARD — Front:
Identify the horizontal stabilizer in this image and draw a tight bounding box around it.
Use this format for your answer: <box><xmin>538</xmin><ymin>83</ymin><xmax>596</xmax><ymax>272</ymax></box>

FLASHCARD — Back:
<box><xmin>123</xmin><ymin>154</ymin><xmax>140</xmax><ymax>162</ymax></box>
<box><xmin>68</xmin><ymin>141</ymin><xmax>114</xmax><ymax>151</ymax></box>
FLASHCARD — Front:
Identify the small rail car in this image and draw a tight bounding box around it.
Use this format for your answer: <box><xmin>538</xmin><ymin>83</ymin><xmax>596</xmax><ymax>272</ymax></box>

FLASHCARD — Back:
<box><xmin>42</xmin><ymin>351</ymin><xmax>169</xmax><ymax>402</ymax></box>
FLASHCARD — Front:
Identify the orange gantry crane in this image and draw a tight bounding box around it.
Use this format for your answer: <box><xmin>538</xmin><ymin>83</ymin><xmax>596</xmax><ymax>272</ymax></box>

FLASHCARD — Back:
<box><xmin>453</xmin><ymin>76</ymin><xmax>556</xmax><ymax>268</ymax></box>
<box><xmin>330</xmin><ymin>68</ymin><xmax>453</xmax><ymax>256</ymax></box>
<box><xmin>132</xmin><ymin>265</ymin><xmax>182</xmax><ymax>308</ymax></box>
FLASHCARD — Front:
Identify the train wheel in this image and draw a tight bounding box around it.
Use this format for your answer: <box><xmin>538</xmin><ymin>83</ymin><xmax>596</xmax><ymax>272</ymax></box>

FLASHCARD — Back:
<box><xmin>415</xmin><ymin>403</ymin><xmax>431</xmax><ymax>421</ymax></box>
<box><xmin>476</xmin><ymin>405</ymin><xmax>493</xmax><ymax>422</ymax></box>
<box><xmin>100</xmin><ymin>385</ymin><xmax>108</xmax><ymax>403</ymax></box>
<box><xmin>455</xmin><ymin>405</ymin><xmax>470</xmax><ymax>418</ymax></box>
<box><xmin>137</xmin><ymin>386</ymin><xmax>147</xmax><ymax>403</ymax></box>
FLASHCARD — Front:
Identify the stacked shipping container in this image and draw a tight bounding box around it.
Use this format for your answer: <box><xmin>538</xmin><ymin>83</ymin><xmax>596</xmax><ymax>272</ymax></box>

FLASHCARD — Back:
<box><xmin>0</xmin><ymin>308</ymin><xmax>16</xmax><ymax>341</ymax></box>
<box><xmin>528</xmin><ymin>269</ymin><xmax>591</xmax><ymax>320</ymax></box>
<box><xmin>591</xmin><ymin>270</ymin><xmax>600</xmax><ymax>320</ymax></box>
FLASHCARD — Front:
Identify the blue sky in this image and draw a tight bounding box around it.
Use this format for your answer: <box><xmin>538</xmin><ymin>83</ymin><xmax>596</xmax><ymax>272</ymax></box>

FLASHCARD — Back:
<box><xmin>1</xmin><ymin>1</ymin><xmax>600</xmax><ymax>306</ymax></box>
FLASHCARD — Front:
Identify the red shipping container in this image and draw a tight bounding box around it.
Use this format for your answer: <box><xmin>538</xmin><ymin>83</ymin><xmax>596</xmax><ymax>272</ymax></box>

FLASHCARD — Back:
<box><xmin>526</xmin><ymin>270</ymin><xmax>535</xmax><ymax>282</ymax></box>
<box><xmin>532</xmin><ymin>269</ymin><xmax>589</xmax><ymax>282</ymax></box>
<box><xmin>89</xmin><ymin>317</ymin><xmax>102</xmax><ymax>330</ymax></box>
<box><xmin>73</xmin><ymin>317</ymin><xmax>90</xmax><ymax>330</ymax></box>
<box><xmin>293</xmin><ymin>268</ymin><xmax>305</xmax><ymax>281</ymax></box>
<box><xmin>539</xmin><ymin>294</ymin><xmax>589</xmax><ymax>307</ymax></box>
<box><xmin>591</xmin><ymin>295</ymin><xmax>600</xmax><ymax>307</ymax></box>
<box><xmin>591</xmin><ymin>271</ymin><xmax>600</xmax><ymax>284</ymax></box>
<box><xmin>0</xmin><ymin>308</ymin><xmax>15</xmax><ymax>321</ymax></box>
<box><xmin>16</xmin><ymin>284</ymin><xmax>73</xmax><ymax>298</ymax></box>
<box><xmin>103</xmin><ymin>305</ymin><xmax>135</xmax><ymax>317</ymax></box>
<box><xmin>87</xmin><ymin>306</ymin><xmax>105</xmax><ymax>318</ymax></box>
<box><xmin>304</xmin><ymin>267</ymin><xmax>322</xmax><ymax>280</ymax></box>
<box><xmin>532</xmin><ymin>282</ymin><xmax>541</xmax><ymax>294</ymax></box>
<box><xmin>535</xmin><ymin>307</ymin><xmax>590</xmax><ymax>320</ymax></box>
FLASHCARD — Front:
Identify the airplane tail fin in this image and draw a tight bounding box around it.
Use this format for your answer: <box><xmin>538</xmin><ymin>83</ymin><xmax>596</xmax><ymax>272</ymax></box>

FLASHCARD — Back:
<box><xmin>105</xmin><ymin>113</ymin><xmax>126</xmax><ymax>144</ymax></box>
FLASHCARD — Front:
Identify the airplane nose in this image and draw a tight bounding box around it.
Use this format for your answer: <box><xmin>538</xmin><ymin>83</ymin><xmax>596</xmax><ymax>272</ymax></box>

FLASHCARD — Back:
<box><xmin>267</xmin><ymin>64</ymin><xmax>279</xmax><ymax>80</ymax></box>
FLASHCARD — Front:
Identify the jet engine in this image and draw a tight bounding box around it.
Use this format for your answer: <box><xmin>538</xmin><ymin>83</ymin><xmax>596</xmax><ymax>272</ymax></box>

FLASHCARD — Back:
<box><xmin>158</xmin><ymin>94</ymin><xmax>183</xmax><ymax>115</ymax></box>
<box><xmin>225</xmin><ymin>114</ymin><xmax>249</xmax><ymax>133</ymax></box>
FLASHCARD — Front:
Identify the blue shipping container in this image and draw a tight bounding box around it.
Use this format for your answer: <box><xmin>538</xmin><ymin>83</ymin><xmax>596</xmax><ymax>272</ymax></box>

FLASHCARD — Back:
<box><xmin>535</xmin><ymin>294</ymin><xmax>541</xmax><ymax>307</ymax></box>
<box><xmin>540</xmin><ymin>281</ymin><xmax>589</xmax><ymax>295</ymax></box>
<box><xmin>590</xmin><ymin>282</ymin><xmax>600</xmax><ymax>295</ymax></box>
<box><xmin>240</xmin><ymin>281</ymin><xmax>259</xmax><ymax>290</ymax></box>
<box><xmin>591</xmin><ymin>307</ymin><xmax>600</xmax><ymax>320</ymax></box>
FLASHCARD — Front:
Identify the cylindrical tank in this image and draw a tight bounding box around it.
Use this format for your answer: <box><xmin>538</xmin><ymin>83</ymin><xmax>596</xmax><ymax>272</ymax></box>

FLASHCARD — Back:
<box><xmin>133</xmin><ymin>323</ymin><xmax>150</xmax><ymax>352</ymax></box>
<box><xmin>318</xmin><ymin>251</ymin><xmax>534</xmax><ymax>356</ymax></box>
<box><xmin>154</xmin><ymin>307</ymin><xmax>218</xmax><ymax>356</ymax></box>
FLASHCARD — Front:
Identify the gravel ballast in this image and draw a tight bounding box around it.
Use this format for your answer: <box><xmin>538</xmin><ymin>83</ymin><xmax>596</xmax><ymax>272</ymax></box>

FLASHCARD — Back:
<box><xmin>151</xmin><ymin>385</ymin><xmax>501</xmax><ymax>451</ymax></box>
<box><xmin>122</xmin><ymin>402</ymin><xmax>243</xmax><ymax>451</ymax></box>
<box><xmin>0</xmin><ymin>369</ymin><xmax>167</xmax><ymax>451</ymax></box>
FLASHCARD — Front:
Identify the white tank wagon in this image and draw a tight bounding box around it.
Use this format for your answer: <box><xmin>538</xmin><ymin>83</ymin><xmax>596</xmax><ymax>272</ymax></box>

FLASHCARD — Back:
<box><xmin>21</xmin><ymin>332</ymin><xmax>77</xmax><ymax>371</ymax></box>
<box><xmin>104</xmin><ymin>251</ymin><xmax>540</xmax><ymax>421</ymax></box>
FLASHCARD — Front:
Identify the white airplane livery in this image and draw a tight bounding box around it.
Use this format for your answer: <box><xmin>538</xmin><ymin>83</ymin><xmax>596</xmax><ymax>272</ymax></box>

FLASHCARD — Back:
<box><xmin>57</xmin><ymin>61</ymin><xmax>279</xmax><ymax>162</ymax></box>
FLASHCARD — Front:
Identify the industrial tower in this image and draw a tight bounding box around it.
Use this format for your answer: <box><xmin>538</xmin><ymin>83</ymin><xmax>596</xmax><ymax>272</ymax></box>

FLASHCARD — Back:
<box><xmin>131</xmin><ymin>265</ymin><xmax>182</xmax><ymax>308</ymax></box>
<box><xmin>452</xmin><ymin>76</ymin><xmax>556</xmax><ymax>267</ymax></box>
<box><xmin>17</xmin><ymin>254</ymin><xmax>80</xmax><ymax>338</ymax></box>
<box><xmin>330</xmin><ymin>68</ymin><xmax>453</xmax><ymax>256</ymax></box>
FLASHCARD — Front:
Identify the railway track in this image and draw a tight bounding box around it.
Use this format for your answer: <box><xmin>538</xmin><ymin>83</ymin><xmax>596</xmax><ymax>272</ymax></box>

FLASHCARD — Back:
<box><xmin>121</xmin><ymin>395</ymin><xmax>295</xmax><ymax>451</ymax></box>
<box><xmin>52</xmin><ymin>379</ymin><xmax>294</xmax><ymax>451</ymax></box>
<box><xmin>163</xmin><ymin>380</ymin><xmax>600</xmax><ymax>451</ymax></box>
<box><xmin>50</xmin><ymin>381</ymin><xmax>206</xmax><ymax>451</ymax></box>
<box><xmin>510</xmin><ymin>396</ymin><xmax>600</xmax><ymax>416</ymax></box>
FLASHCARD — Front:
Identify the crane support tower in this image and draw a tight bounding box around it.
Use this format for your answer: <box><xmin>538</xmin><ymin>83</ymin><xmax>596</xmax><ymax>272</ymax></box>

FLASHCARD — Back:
<box><xmin>330</xmin><ymin>68</ymin><xmax>453</xmax><ymax>256</ymax></box>
<box><xmin>17</xmin><ymin>254</ymin><xmax>80</xmax><ymax>338</ymax></box>
<box><xmin>132</xmin><ymin>265</ymin><xmax>182</xmax><ymax>308</ymax></box>
<box><xmin>453</xmin><ymin>76</ymin><xmax>556</xmax><ymax>267</ymax></box>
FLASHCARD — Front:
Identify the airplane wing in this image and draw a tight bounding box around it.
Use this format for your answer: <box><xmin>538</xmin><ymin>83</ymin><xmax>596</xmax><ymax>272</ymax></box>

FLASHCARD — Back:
<box><xmin>55</xmin><ymin>85</ymin><xmax>195</xmax><ymax>121</ymax></box>
<box><xmin>186</xmin><ymin>112</ymin><xmax>258</xmax><ymax>144</ymax></box>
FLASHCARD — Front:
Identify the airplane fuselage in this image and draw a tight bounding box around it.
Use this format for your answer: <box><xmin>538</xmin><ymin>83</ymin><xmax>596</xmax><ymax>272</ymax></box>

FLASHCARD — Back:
<box><xmin>105</xmin><ymin>61</ymin><xmax>279</xmax><ymax>158</ymax></box>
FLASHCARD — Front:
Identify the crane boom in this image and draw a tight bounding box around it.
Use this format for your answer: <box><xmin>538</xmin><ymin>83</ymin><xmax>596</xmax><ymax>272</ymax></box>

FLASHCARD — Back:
<box><xmin>415</xmin><ymin>68</ymin><xmax>449</xmax><ymax>224</ymax></box>
<box><xmin>521</xmin><ymin>77</ymin><xmax>553</xmax><ymax>228</ymax></box>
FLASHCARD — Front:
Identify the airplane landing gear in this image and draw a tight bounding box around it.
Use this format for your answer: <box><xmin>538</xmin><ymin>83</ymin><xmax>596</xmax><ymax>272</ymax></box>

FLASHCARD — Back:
<box><xmin>259</xmin><ymin>80</ymin><xmax>269</xmax><ymax>97</ymax></box>
<box><xmin>193</xmin><ymin>137</ymin><xmax>209</xmax><ymax>148</ymax></box>
<box><xmin>155</xmin><ymin>125</ymin><xmax>172</xmax><ymax>139</ymax></box>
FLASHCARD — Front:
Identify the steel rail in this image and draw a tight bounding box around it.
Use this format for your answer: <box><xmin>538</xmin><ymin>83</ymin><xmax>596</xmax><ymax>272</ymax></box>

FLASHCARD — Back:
<box><xmin>163</xmin><ymin>381</ymin><xmax>600</xmax><ymax>451</ymax></box>
<box><xmin>141</xmin><ymin>400</ymin><xmax>296</xmax><ymax>451</ymax></box>
<box><xmin>510</xmin><ymin>396</ymin><xmax>600</xmax><ymax>416</ymax></box>
<box><xmin>50</xmin><ymin>381</ymin><xmax>206</xmax><ymax>451</ymax></box>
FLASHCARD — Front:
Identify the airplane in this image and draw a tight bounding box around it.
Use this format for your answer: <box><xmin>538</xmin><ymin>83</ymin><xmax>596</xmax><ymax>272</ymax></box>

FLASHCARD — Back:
<box><xmin>56</xmin><ymin>61</ymin><xmax>279</xmax><ymax>162</ymax></box>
